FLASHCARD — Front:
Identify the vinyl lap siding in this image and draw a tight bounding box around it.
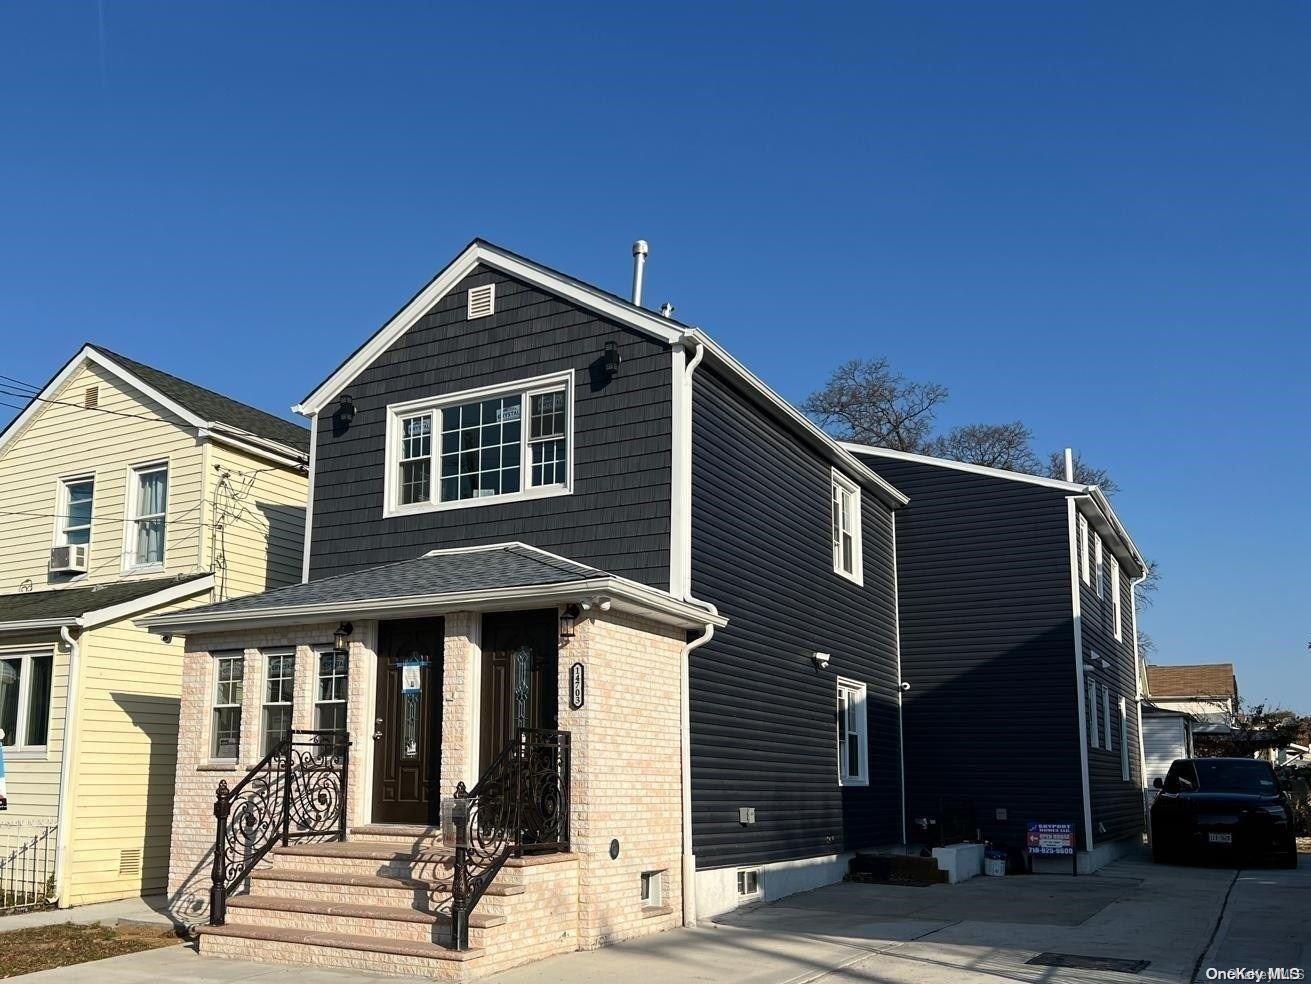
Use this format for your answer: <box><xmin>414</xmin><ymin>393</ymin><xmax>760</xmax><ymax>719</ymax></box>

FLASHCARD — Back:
<box><xmin>689</xmin><ymin>368</ymin><xmax>901</xmax><ymax>870</ymax></box>
<box><xmin>309</xmin><ymin>266</ymin><xmax>673</xmax><ymax>587</ymax></box>
<box><xmin>1080</xmin><ymin>558</ymin><xmax>1144</xmax><ymax>842</ymax></box>
<box><xmin>852</xmin><ymin>457</ymin><xmax>1085</xmax><ymax>849</ymax></box>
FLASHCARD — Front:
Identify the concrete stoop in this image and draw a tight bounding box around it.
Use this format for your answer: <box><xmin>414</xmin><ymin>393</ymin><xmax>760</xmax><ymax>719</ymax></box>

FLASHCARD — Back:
<box><xmin>196</xmin><ymin>825</ymin><xmax>580</xmax><ymax>980</ymax></box>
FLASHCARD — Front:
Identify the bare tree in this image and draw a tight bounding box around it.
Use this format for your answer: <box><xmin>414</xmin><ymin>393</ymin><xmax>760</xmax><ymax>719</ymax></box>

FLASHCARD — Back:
<box><xmin>802</xmin><ymin>358</ymin><xmax>947</xmax><ymax>452</ymax></box>
<box><xmin>927</xmin><ymin>421</ymin><xmax>1040</xmax><ymax>472</ymax></box>
<box><xmin>1045</xmin><ymin>449</ymin><xmax>1119</xmax><ymax>496</ymax></box>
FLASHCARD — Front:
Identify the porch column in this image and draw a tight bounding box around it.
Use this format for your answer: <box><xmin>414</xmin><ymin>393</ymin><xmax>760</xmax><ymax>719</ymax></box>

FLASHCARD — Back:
<box><xmin>440</xmin><ymin>611</ymin><xmax>480</xmax><ymax>797</ymax></box>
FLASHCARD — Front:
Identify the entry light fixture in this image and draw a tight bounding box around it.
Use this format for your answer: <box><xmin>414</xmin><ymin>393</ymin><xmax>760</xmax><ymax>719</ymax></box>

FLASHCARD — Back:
<box><xmin>337</xmin><ymin>394</ymin><xmax>357</xmax><ymax>427</ymax></box>
<box><xmin>333</xmin><ymin>622</ymin><xmax>353</xmax><ymax>655</ymax></box>
<box><xmin>602</xmin><ymin>340</ymin><xmax>622</xmax><ymax>377</ymax></box>
<box><xmin>812</xmin><ymin>651</ymin><xmax>831</xmax><ymax>670</ymax></box>
<box><xmin>559</xmin><ymin>605</ymin><xmax>581</xmax><ymax>641</ymax></box>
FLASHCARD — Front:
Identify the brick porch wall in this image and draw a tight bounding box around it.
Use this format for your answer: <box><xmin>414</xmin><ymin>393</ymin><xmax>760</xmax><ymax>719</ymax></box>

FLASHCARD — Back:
<box><xmin>166</xmin><ymin>621</ymin><xmax>378</xmax><ymax>924</ymax></box>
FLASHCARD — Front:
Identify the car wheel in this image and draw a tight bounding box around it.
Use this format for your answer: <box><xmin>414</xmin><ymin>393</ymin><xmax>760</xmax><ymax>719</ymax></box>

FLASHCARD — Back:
<box><xmin>1151</xmin><ymin>831</ymin><xmax>1172</xmax><ymax>864</ymax></box>
<box><xmin>1279</xmin><ymin>850</ymin><xmax>1298</xmax><ymax>870</ymax></box>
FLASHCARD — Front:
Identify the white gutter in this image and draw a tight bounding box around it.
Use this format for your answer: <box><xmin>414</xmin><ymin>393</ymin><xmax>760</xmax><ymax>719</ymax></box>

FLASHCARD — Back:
<box><xmin>54</xmin><ymin>624</ymin><xmax>81</xmax><ymax>908</ymax></box>
<box><xmin>1130</xmin><ymin>567</ymin><xmax>1150</xmax><ymax>820</ymax></box>
<box><xmin>1066</xmin><ymin>499</ymin><xmax>1095</xmax><ymax>855</ymax></box>
<box><xmin>301</xmin><ymin>412</ymin><xmax>318</xmax><ymax>583</ymax></box>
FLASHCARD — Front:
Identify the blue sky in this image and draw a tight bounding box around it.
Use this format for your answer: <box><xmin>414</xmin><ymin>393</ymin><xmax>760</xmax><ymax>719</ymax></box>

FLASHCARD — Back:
<box><xmin>1</xmin><ymin>2</ymin><xmax>1307</xmax><ymax>709</ymax></box>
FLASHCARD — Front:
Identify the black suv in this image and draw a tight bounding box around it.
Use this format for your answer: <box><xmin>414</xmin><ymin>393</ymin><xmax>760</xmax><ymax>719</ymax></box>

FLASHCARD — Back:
<box><xmin>1151</xmin><ymin>757</ymin><xmax>1297</xmax><ymax>867</ymax></box>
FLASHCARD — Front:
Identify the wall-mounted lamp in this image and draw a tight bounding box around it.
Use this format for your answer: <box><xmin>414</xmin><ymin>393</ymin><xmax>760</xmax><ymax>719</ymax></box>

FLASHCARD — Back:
<box><xmin>559</xmin><ymin>605</ymin><xmax>581</xmax><ymax>641</ymax></box>
<box><xmin>337</xmin><ymin>394</ymin><xmax>357</xmax><ymax>427</ymax></box>
<box><xmin>333</xmin><ymin>622</ymin><xmax>354</xmax><ymax>654</ymax></box>
<box><xmin>603</xmin><ymin>340</ymin><xmax>622</xmax><ymax>378</ymax></box>
<box><xmin>812</xmin><ymin>651</ymin><xmax>831</xmax><ymax>670</ymax></box>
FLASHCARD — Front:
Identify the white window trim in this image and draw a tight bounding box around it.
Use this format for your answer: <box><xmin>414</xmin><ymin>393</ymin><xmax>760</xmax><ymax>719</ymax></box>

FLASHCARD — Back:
<box><xmin>122</xmin><ymin>459</ymin><xmax>169</xmax><ymax>573</ymax></box>
<box><xmin>1119</xmin><ymin>697</ymin><xmax>1130</xmax><ymax>781</ymax></box>
<box><xmin>0</xmin><ymin>650</ymin><xmax>54</xmax><ymax>752</ymax></box>
<box><xmin>52</xmin><ymin>472</ymin><xmax>96</xmax><ymax>549</ymax></box>
<box><xmin>831</xmin><ymin>469</ymin><xmax>864</xmax><ymax>585</ymax></box>
<box><xmin>1111</xmin><ymin>560</ymin><xmax>1122</xmax><ymax>640</ymax></box>
<box><xmin>1093</xmin><ymin>533</ymin><xmax>1105</xmax><ymax>599</ymax></box>
<box><xmin>736</xmin><ymin>867</ymin><xmax>762</xmax><ymax>900</ymax></box>
<box><xmin>382</xmin><ymin>370</ymin><xmax>575</xmax><ymax>518</ymax></box>
<box><xmin>640</xmin><ymin>869</ymin><xmax>664</xmax><ymax>908</ymax></box>
<box><xmin>315</xmin><ymin>646</ymin><xmax>349</xmax><ymax>732</ymax></box>
<box><xmin>261</xmin><ymin>649</ymin><xmax>295</xmax><ymax>754</ymax></box>
<box><xmin>1078</xmin><ymin>514</ymin><xmax>1090</xmax><ymax>585</ymax></box>
<box><xmin>211</xmin><ymin>652</ymin><xmax>245</xmax><ymax>762</ymax></box>
<box><xmin>836</xmin><ymin>676</ymin><xmax>869</xmax><ymax>786</ymax></box>
<box><xmin>1086</xmin><ymin>664</ymin><xmax>1100</xmax><ymax>749</ymax></box>
<box><xmin>1102</xmin><ymin>683</ymin><xmax>1114</xmax><ymax>752</ymax></box>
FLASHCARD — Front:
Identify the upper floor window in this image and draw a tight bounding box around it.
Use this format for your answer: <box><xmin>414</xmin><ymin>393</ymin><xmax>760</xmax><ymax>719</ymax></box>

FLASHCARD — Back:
<box><xmin>1077</xmin><ymin>514</ymin><xmax>1090</xmax><ymax>585</ymax></box>
<box><xmin>385</xmin><ymin>371</ymin><xmax>573</xmax><ymax>516</ymax></box>
<box><xmin>316</xmin><ymin>649</ymin><xmax>349</xmax><ymax>733</ymax></box>
<box><xmin>836</xmin><ymin>677</ymin><xmax>869</xmax><ymax>786</ymax></box>
<box><xmin>1111</xmin><ymin>561</ymin><xmax>1122</xmax><ymax>640</ymax></box>
<box><xmin>0</xmin><ymin>652</ymin><xmax>53</xmax><ymax>750</ymax></box>
<box><xmin>212</xmin><ymin>652</ymin><xmax>244</xmax><ymax>760</ymax></box>
<box><xmin>831</xmin><ymin>470</ymin><xmax>863</xmax><ymax>584</ymax></box>
<box><xmin>1085</xmin><ymin>665</ymin><xmax>1100</xmax><ymax>748</ymax></box>
<box><xmin>127</xmin><ymin>462</ymin><xmax>168</xmax><ymax>568</ymax></box>
<box><xmin>56</xmin><ymin>476</ymin><xmax>95</xmax><ymax>546</ymax></box>
<box><xmin>1093</xmin><ymin>533</ymin><xmax>1105</xmax><ymax>598</ymax></box>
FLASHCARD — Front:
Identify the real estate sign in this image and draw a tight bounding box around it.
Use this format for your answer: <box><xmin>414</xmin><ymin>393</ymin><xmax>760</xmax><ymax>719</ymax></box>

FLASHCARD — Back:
<box><xmin>1026</xmin><ymin>822</ymin><xmax>1075</xmax><ymax>856</ymax></box>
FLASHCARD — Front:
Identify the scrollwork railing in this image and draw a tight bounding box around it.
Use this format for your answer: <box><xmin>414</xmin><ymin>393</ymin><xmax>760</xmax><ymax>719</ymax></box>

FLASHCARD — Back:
<box><xmin>448</xmin><ymin>728</ymin><xmax>570</xmax><ymax>949</ymax></box>
<box><xmin>209</xmin><ymin>729</ymin><xmax>349</xmax><ymax>925</ymax></box>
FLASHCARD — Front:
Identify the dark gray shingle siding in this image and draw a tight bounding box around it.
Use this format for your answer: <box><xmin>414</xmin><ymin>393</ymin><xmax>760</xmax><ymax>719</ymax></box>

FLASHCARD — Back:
<box><xmin>307</xmin><ymin>267</ymin><xmax>674</xmax><ymax>586</ymax></box>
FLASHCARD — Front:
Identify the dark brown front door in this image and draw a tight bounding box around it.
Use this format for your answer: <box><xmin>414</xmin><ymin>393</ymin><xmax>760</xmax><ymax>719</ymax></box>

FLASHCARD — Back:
<box><xmin>373</xmin><ymin>619</ymin><xmax>443</xmax><ymax>824</ymax></box>
<box><xmin>479</xmin><ymin>611</ymin><xmax>559</xmax><ymax>769</ymax></box>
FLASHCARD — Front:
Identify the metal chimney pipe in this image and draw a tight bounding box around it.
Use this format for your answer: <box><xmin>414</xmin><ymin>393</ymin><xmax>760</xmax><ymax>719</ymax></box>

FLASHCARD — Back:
<box><xmin>1064</xmin><ymin>448</ymin><xmax>1075</xmax><ymax>483</ymax></box>
<box><xmin>631</xmin><ymin>240</ymin><xmax>649</xmax><ymax>307</ymax></box>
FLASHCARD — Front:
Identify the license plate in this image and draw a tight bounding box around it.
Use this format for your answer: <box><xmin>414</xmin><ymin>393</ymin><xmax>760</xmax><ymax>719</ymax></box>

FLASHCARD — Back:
<box><xmin>1208</xmin><ymin>833</ymin><xmax>1232</xmax><ymax>844</ymax></box>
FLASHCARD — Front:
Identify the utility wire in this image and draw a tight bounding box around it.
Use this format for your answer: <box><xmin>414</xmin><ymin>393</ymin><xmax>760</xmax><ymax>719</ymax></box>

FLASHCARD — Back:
<box><xmin>0</xmin><ymin>386</ymin><xmax>170</xmax><ymax>424</ymax></box>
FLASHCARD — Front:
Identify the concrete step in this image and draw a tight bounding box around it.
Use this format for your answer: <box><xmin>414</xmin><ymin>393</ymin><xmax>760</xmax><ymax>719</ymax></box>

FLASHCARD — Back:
<box><xmin>350</xmin><ymin>824</ymin><xmax>445</xmax><ymax>848</ymax></box>
<box><xmin>198</xmin><ymin>922</ymin><xmax>483</xmax><ymax>980</ymax></box>
<box><xmin>271</xmin><ymin>840</ymin><xmax>453</xmax><ymax>879</ymax></box>
<box><xmin>226</xmin><ymin>893</ymin><xmax>504</xmax><ymax>947</ymax></box>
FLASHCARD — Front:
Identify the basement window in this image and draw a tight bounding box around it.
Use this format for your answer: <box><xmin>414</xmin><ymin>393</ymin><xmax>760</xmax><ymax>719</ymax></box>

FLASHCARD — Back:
<box><xmin>736</xmin><ymin>868</ymin><xmax>761</xmax><ymax>900</ymax></box>
<box><xmin>640</xmin><ymin>870</ymin><xmax>663</xmax><ymax>908</ymax></box>
<box><xmin>385</xmin><ymin>371</ymin><xmax>573</xmax><ymax>515</ymax></box>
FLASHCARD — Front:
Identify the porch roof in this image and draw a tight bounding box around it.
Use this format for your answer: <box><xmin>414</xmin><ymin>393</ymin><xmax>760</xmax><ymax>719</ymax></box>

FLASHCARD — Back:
<box><xmin>0</xmin><ymin>574</ymin><xmax>214</xmax><ymax>633</ymax></box>
<box><xmin>138</xmin><ymin>543</ymin><xmax>725</xmax><ymax>634</ymax></box>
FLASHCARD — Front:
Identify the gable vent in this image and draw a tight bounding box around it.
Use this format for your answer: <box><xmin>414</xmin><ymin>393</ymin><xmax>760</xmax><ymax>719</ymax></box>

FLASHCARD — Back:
<box><xmin>467</xmin><ymin>284</ymin><xmax>496</xmax><ymax>320</ymax></box>
<box><xmin>84</xmin><ymin>386</ymin><xmax>99</xmax><ymax>409</ymax></box>
<box><xmin>118</xmin><ymin>847</ymin><xmax>142</xmax><ymax>875</ymax></box>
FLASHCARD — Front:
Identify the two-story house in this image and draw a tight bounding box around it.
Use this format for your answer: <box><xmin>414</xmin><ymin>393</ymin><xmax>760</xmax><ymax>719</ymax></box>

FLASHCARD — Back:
<box><xmin>0</xmin><ymin>344</ymin><xmax>308</xmax><ymax>907</ymax></box>
<box><xmin>844</xmin><ymin>445</ymin><xmax>1148</xmax><ymax>873</ymax></box>
<box><xmin>146</xmin><ymin>240</ymin><xmax>908</xmax><ymax>978</ymax></box>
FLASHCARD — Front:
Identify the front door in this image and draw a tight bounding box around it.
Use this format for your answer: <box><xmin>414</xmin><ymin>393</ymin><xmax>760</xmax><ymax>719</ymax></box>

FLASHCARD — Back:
<box><xmin>373</xmin><ymin>619</ymin><xmax>443</xmax><ymax>824</ymax></box>
<box><xmin>479</xmin><ymin>611</ymin><xmax>559</xmax><ymax>770</ymax></box>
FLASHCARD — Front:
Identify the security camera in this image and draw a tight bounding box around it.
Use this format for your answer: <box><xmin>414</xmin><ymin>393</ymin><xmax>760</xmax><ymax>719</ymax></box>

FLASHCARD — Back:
<box><xmin>162</xmin><ymin>634</ymin><xmax>173</xmax><ymax>644</ymax></box>
<box><xmin>812</xmin><ymin>652</ymin><xmax>831</xmax><ymax>670</ymax></box>
<box><xmin>900</xmin><ymin>681</ymin><xmax>911</xmax><ymax>691</ymax></box>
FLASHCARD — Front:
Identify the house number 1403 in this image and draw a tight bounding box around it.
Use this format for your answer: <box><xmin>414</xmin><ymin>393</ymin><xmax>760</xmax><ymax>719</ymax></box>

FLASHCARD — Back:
<box><xmin>569</xmin><ymin>662</ymin><xmax>585</xmax><ymax>710</ymax></box>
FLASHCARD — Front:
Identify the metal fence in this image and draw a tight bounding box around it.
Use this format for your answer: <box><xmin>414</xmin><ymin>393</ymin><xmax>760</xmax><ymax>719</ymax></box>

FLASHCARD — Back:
<box><xmin>0</xmin><ymin>820</ymin><xmax>58</xmax><ymax>914</ymax></box>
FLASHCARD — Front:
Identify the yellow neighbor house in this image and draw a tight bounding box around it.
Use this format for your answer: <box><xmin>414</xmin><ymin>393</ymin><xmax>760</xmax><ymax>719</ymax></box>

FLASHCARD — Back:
<box><xmin>0</xmin><ymin>344</ymin><xmax>308</xmax><ymax>908</ymax></box>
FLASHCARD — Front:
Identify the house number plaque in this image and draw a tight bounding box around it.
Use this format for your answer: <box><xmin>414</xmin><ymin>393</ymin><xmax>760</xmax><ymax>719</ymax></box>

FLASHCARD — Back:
<box><xmin>569</xmin><ymin>662</ymin><xmax>585</xmax><ymax>710</ymax></box>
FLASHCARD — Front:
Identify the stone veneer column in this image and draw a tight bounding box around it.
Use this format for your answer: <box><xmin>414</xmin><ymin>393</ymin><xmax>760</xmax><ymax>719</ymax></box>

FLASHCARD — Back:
<box><xmin>556</xmin><ymin>609</ymin><xmax>686</xmax><ymax>949</ymax></box>
<box><xmin>440</xmin><ymin>612</ymin><xmax>479</xmax><ymax>798</ymax></box>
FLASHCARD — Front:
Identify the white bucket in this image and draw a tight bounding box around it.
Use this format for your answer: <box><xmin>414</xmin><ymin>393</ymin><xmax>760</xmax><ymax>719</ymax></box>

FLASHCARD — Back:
<box><xmin>984</xmin><ymin>857</ymin><xmax>1006</xmax><ymax>877</ymax></box>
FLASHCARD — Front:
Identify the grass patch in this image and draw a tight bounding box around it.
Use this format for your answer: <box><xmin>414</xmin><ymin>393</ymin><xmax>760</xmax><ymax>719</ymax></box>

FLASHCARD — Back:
<box><xmin>0</xmin><ymin>922</ymin><xmax>180</xmax><ymax>978</ymax></box>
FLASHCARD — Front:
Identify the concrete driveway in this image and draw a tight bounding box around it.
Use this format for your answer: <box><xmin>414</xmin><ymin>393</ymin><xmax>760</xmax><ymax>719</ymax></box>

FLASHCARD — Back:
<box><xmin>9</xmin><ymin>848</ymin><xmax>1305</xmax><ymax>984</ymax></box>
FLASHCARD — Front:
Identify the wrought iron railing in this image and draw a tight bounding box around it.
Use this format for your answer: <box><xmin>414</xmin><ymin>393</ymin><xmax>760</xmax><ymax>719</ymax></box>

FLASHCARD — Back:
<box><xmin>0</xmin><ymin>821</ymin><xmax>57</xmax><ymax>914</ymax></box>
<box><xmin>209</xmin><ymin>729</ymin><xmax>349</xmax><ymax>925</ymax></box>
<box><xmin>448</xmin><ymin>728</ymin><xmax>570</xmax><ymax>949</ymax></box>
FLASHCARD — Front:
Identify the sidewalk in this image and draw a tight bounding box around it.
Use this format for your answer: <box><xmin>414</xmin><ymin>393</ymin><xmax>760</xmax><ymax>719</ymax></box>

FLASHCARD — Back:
<box><xmin>0</xmin><ymin>895</ymin><xmax>176</xmax><ymax>933</ymax></box>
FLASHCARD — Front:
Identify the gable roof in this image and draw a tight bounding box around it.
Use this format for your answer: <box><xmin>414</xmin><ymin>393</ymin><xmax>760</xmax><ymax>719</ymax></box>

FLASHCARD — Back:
<box><xmin>141</xmin><ymin>542</ymin><xmax>726</xmax><ymax>633</ymax></box>
<box><xmin>844</xmin><ymin>442</ymin><xmax>1146</xmax><ymax>578</ymax></box>
<box><xmin>1147</xmin><ymin>663</ymin><xmax>1238</xmax><ymax>700</ymax></box>
<box><xmin>293</xmin><ymin>239</ymin><xmax>907</xmax><ymax>508</ymax></box>
<box><xmin>0</xmin><ymin>345</ymin><xmax>309</xmax><ymax>463</ymax></box>
<box><xmin>0</xmin><ymin>573</ymin><xmax>213</xmax><ymax>632</ymax></box>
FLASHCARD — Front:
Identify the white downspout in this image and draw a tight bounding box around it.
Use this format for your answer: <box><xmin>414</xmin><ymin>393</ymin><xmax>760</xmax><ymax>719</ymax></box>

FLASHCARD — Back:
<box><xmin>54</xmin><ymin>622</ymin><xmax>82</xmax><ymax>908</ymax></box>
<box><xmin>1131</xmin><ymin>567</ymin><xmax>1149</xmax><ymax>827</ymax></box>
<box><xmin>677</xmin><ymin>335</ymin><xmax>715</xmax><ymax>928</ymax></box>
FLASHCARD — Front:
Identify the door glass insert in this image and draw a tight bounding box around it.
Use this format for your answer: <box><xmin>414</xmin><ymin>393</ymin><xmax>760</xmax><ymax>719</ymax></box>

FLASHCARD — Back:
<box><xmin>397</xmin><ymin>655</ymin><xmax>427</xmax><ymax>759</ymax></box>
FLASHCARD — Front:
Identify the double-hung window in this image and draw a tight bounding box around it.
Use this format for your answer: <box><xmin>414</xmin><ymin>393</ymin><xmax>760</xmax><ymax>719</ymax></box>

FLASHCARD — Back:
<box><xmin>836</xmin><ymin>677</ymin><xmax>869</xmax><ymax>785</ymax></box>
<box><xmin>127</xmin><ymin>463</ymin><xmax>168</xmax><ymax>568</ymax></box>
<box><xmin>831</xmin><ymin>470</ymin><xmax>863</xmax><ymax>584</ymax></box>
<box><xmin>1119</xmin><ymin>697</ymin><xmax>1131</xmax><ymax>780</ymax></box>
<box><xmin>57</xmin><ymin>476</ymin><xmax>95</xmax><ymax>546</ymax></box>
<box><xmin>262</xmin><ymin>650</ymin><xmax>295</xmax><ymax>755</ymax></box>
<box><xmin>1085</xmin><ymin>666</ymin><xmax>1100</xmax><ymax>748</ymax></box>
<box><xmin>316</xmin><ymin>649</ymin><xmax>349</xmax><ymax>732</ymax></box>
<box><xmin>1111</xmin><ymin>561</ymin><xmax>1122</xmax><ymax>640</ymax></box>
<box><xmin>1102</xmin><ymin>683</ymin><xmax>1114</xmax><ymax>752</ymax></box>
<box><xmin>387</xmin><ymin>372</ymin><xmax>573</xmax><ymax>514</ymax></box>
<box><xmin>1078</xmin><ymin>514</ymin><xmax>1090</xmax><ymax>585</ymax></box>
<box><xmin>212</xmin><ymin>653</ymin><xmax>244</xmax><ymax>759</ymax></box>
<box><xmin>0</xmin><ymin>652</ymin><xmax>53</xmax><ymax>751</ymax></box>
<box><xmin>1093</xmin><ymin>533</ymin><xmax>1105</xmax><ymax>598</ymax></box>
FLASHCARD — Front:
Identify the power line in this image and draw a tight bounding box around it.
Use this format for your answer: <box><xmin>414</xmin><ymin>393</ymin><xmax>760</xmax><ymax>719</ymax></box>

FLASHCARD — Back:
<box><xmin>0</xmin><ymin>386</ymin><xmax>169</xmax><ymax>424</ymax></box>
<box><xmin>0</xmin><ymin>374</ymin><xmax>39</xmax><ymax>393</ymax></box>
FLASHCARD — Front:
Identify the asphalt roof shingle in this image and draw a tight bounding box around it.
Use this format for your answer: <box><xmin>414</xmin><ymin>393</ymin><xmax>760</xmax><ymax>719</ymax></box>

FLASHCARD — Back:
<box><xmin>174</xmin><ymin>544</ymin><xmax>609</xmax><ymax>618</ymax></box>
<box><xmin>1147</xmin><ymin>663</ymin><xmax>1238</xmax><ymax>699</ymax></box>
<box><xmin>90</xmin><ymin>345</ymin><xmax>309</xmax><ymax>454</ymax></box>
<box><xmin>0</xmin><ymin>574</ymin><xmax>211</xmax><ymax>625</ymax></box>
